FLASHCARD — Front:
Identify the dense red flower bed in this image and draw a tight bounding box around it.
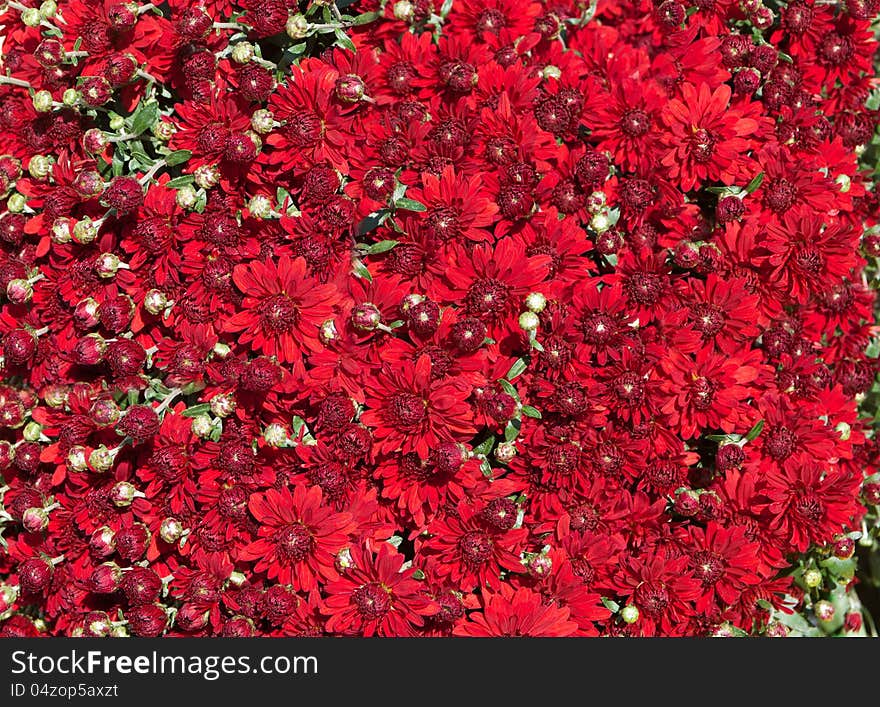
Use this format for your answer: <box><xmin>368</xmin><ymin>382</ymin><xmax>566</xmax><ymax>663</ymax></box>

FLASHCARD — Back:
<box><xmin>0</xmin><ymin>0</ymin><xmax>879</xmax><ymax>638</ymax></box>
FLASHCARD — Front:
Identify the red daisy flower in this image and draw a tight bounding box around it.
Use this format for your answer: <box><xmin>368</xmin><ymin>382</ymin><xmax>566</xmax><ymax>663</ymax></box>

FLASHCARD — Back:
<box><xmin>238</xmin><ymin>485</ymin><xmax>355</xmax><ymax>591</ymax></box>
<box><xmin>453</xmin><ymin>583</ymin><xmax>578</xmax><ymax>637</ymax></box>
<box><xmin>323</xmin><ymin>543</ymin><xmax>438</xmax><ymax>636</ymax></box>
<box><xmin>660</xmin><ymin>82</ymin><xmax>765</xmax><ymax>192</ymax></box>
<box><xmin>360</xmin><ymin>354</ymin><xmax>476</xmax><ymax>459</ymax></box>
<box><xmin>222</xmin><ymin>255</ymin><xmax>343</xmax><ymax>370</ymax></box>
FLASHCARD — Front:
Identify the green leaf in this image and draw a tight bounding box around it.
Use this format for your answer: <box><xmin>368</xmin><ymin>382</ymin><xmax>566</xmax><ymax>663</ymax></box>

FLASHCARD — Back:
<box><xmin>352</xmin><ymin>11</ymin><xmax>379</xmax><ymax>25</ymax></box>
<box><xmin>745</xmin><ymin>419</ymin><xmax>764</xmax><ymax>442</ymax></box>
<box><xmin>820</xmin><ymin>556</ymin><xmax>857</xmax><ymax>580</ymax></box>
<box><xmin>367</xmin><ymin>240</ymin><xmax>398</xmax><ymax>254</ymax></box>
<box><xmin>130</xmin><ymin>101</ymin><xmax>160</xmax><ymax>137</ymax></box>
<box><xmin>353</xmin><ymin>260</ymin><xmax>373</xmax><ymax>282</ymax></box>
<box><xmin>165</xmin><ymin>150</ymin><xmax>192</xmax><ymax>166</ymax></box>
<box><xmin>182</xmin><ymin>404</ymin><xmax>211</xmax><ymax>418</ymax></box>
<box><xmin>601</xmin><ymin>597</ymin><xmax>620</xmax><ymax>613</ymax></box>
<box><xmin>504</xmin><ymin>418</ymin><xmax>521</xmax><ymax>442</ymax></box>
<box><xmin>506</xmin><ymin>358</ymin><xmax>527</xmax><ymax>381</ymax></box>
<box><xmin>521</xmin><ymin>405</ymin><xmax>542</xmax><ymax>419</ymax></box>
<box><xmin>165</xmin><ymin>175</ymin><xmax>195</xmax><ymax>188</ymax></box>
<box><xmin>334</xmin><ymin>29</ymin><xmax>356</xmax><ymax>52</ymax></box>
<box><xmin>472</xmin><ymin>437</ymin><xmax>495</xmax><ymax>457</ymax></box>
<box><xmin>744</xmin><ymin>172</ymin><xmax>765</xmax><ymax>194</ymax></box>
<box><xmin>394</xmin><ymin>197</ymin><xmax>427</xmax><ymax>213</ymax></box>
<box><xmin>479</xmin><ymin>459</ymin><xmax>494</xmax><ymax>478</ymax></box>
<box><xmin>498</xmin><ymin>379</ymin><xmax>519</xmax><ymax>400</ymax></box>
<box><xmin>756</xmin><ymin>599</ymin><xmax>773</xmax><ymax>611</ymax></box>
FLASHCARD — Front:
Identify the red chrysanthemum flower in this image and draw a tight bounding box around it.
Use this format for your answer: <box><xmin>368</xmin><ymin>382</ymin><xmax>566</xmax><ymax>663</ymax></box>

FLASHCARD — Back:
<box><xmin>239</xmin><ymin>485</ymin><xmax>356</xmax><ymax>591</ymax></box>
<box><xmin>222</xmin><ymin>256</ymin><xmax>342</xmax><ymax>370</ymax></box>
<box><xmin>361</xmin><ymin>354</ymin><xmax>476</xmax><ymax>458</ymax></box>
<box><xmin>323</xmin><ymin>543</ymin><xmax>438</xmax><ymax>636</ymax></box>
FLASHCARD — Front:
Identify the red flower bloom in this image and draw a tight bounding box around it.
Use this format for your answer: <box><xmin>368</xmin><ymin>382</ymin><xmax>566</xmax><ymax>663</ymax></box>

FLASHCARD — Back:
<box><xmin>223</xmin><ymin>256</ymin><xmax>342</xmax><ymax>370</ymax></box>
<box><xmin>239</xmin><ymin>486</ymin><xmax>355</xmax><ymax>590</ymax></box>
<box><xmin>453</xmin><ymin>583</ymin><xmax>578</xmax><ymax>637</ymax></box>
<box><xmin>361</xmin><ymin>354</ymin><xmax>476</xmax><ymax>458</ymax></box>
<box><xmin>323</xmin><ymin>543</ymin><xmax>438</xmax><ymax>636</ymax></box>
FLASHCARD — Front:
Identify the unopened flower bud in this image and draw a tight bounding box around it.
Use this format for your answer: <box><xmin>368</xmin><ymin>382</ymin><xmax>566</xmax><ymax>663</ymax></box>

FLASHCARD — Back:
<box><xmin>72</xmin><ymin>217</ymin><xmax>100</xmax><ymax>244</ymax></box>
<box><xmin>22</xmin><ymin>7</ymin><xmax>43</xmax><ymax>27</ymax></box>
<box><xmin>247</xmin><ymin>194</ymin><xmax>272</xmax><ymax>218</ymax></box>
<box><xmin>621</xmin><ymin>605</ymin><xmax>639</xmax><ymax>624</ymax></box>
<box><xmin>590</xmin><ymin>210</ymin><xmax>612</xmax><ymax>233</ymax></box>
<box><xmin>28</xmin><ymin>155</ymin><xmax>53</xmax><ymax>179</ymax></box>
<box><xmin>67</xmin><ymin>445</ymin><xmax>89</xmax><ymax>472</ymax></box>
<box><xmin>833</xmin><ymin>536</ymin><xmax>855</xmax><ymax>560</ymax></box>
<box><xmin>335</xmin><ymin>74</ymin><xmax>366</xmax><ymax>103</ymax></box>
<box><xmin>231</xmin><ymin>42</ymin><xmax>255</xmax><ymax>64</ymax></box>
<box><xmin>159</xmin><ymin>517</ymin><xmax>185</xmax><ymax>543</ymax></box>
<box><xmin>37</xmin><ymin>0</ymin><xmax>57</xmax><ymax>16</ymax></box>
<box><xmin>814</xmin><ymin>600</ymin><xmax>835</xmax><ymax>623</ymax></box>
<box><xmin>526</xmin><ymin>553</ymin><xmax>552</xmax><ymax>577</ymax></box>
<box><xmin>803</xmin><ymin>568</ymin><xmax>822</xmax><ymax>588</ymax></box>
<box><xmin>495</xmin><ymin>441</ymin><xmax>517</xmax><ymax>464</ymax></box>
<box><xmin>152</xmin><ymin>120</ymin><xmax>175</xmax><ymax>141</ymax></box>
<box><xmin>525</xmin><ymin>292</ymin><xmax>546</xmax><ymax>313</ymax></box>
<box><xmin>143</xmin><ymin>289</ymin><xmax>169</xmax><ymax>315</ymax></box>
<box><xmin>336</xmin><ymin>547</ymin><xmax>354</xmax><ymax>571</ymax></box>
<box><xmin>22</xmin><ymin>421</ymin><xmax>42</xmax><ymax>442</ymax></box>
<box><xmin>51</xmin><ymin>217</ymin><xmax>73</xmax><ymax>243</ymax></box>
<box><xmin>393</xmin><ymin>0</ymin><xmax>414</xmax><ymax>22</ymax></box>
<box><xmin>193</xmin><ymin>164</ymin><xmax>219</xmax><ymax>190</ymax></box>
<box><xmin>518</xmin><ymin>311</ymin><xmax>539</xmax><ymax>332</ymax></box>
<box><xmin>22</xmin><ymin>506</ymin><xmax>50</xmax><ymax>533</ymax></box>
<box><xmin>263</xmin><ymin>423</ymin><xmax>291</xmax><ymax>447</ymax></box>
<box><xmin>74</xmin><ymin>298</ymin><xmax>101</xmax><ymax>329</ymax></box>
<box><xmin>96</xmin><ymin>253</ymin><xmax>123</xmax><ymax>278</ymax></box>
<box><xmin>190</xmin><ymin>414</ymin><xmax>214</xmax><ymax>438</ymax></box>
<box><xmin>109</xmin><ymin>481</ymin><xmax>138</xmax><ymax>507</ymax></box>
<box><xmin>250</xmin><ymin>109</ymin><xmax>275</xmax><ymax>134</ymax></box>
<box><xmin>108</xmin><ymin>115</ymin><xmax>125</xmax><ymax>131</ymax></box>
<box><xmin>6</xmin><ymin>193</ymin><xmax>26</xmax><ymax>212</ymax></box>
<box><xmin>210</xmin><ymin>393</ymin><xmax>235</xmax><ymax>418</ymax></box>
<box><xmin>6</xmin><ymin>279</ymin><xmax>33</xmax><ymax>304</ymax></box>
<box><xmin>175</xmin><ymin>184</ymin><xmax>198</xmax><ymax>209</ymax></box>
<box><xmin>89</xmin><ymin>445</ymin><xmax>116</xmax><ymax>473</ymax></box>
<box><xmin>62</xmin><ymin>88</ymin><xmax>79</xmax><ymax>106</ymax></box>
<box><xmin>319</xmin><ymin>319</ymin><xmax>339</xmax><ymax>344</ymax></box>
<box><xmin>89</xmin><ymin>526</ymin><xmax>116</xmax><ymax>557</ymax></box>
<box><xmin>286</xmin><ymin>14</ymin><xmax>309</xmax><ymax>39</ymax></box>
<box><xmin>351</xmin><ymin>302</ymin><xmax>382</xmax><ymax>331</ymax></box>
<box><xmin>212</xmin><ymin>342</ymin><xmax>231</xmax><ymax>358</ymax></box>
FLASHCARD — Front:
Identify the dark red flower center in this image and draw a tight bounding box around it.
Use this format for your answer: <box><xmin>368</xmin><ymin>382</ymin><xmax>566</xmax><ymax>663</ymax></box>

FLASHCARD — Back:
<box><xmin>690</xmin><ymin>304</ymin><xmax>725</xmax><ymax>338</ymax></box>
<box><xmin>764</xmin><ymin>426</ymin><xmax>797</xmax><ymax>460</ymax></box>
<box><xmin>352</xmin><ymin>582</ymin><xmax>392</xmax><ymax>620</ymax></box>
<box><xmin>259</xmin><ymin>294</ymin><xmax>299</xmax><ymax>333</ymax></box>
<box><xmin>692</xmin><ymin>550</ymin><xmax>725</xmax><ymax>586</ymax></box>
<box><xmin>794</xmin><ymin>491</ymin><xmax>823</xmax><ymax>523</ymax></box>
<box><xmin>634</xmin><ymin>581</ymin><xmax>670</xmax><ymax>618</ymax></box>
<box><xmin>690</xmin><ymin>376</ymin><xmax>716</xmax><ymax>410</ymax></box>
<box><xmin>458</xmin><ymin>530</ymin><xmax>494</xmax><ymax>568</ymax></box>
<box><xmin>475</xmin><ymin>8</ymin><xmax>506</xmax><ymax>34</ymax></box>
<box><xmin>465</xmin><ymin>277</ymin><xmax>511</xmax><ymax>317</ymax></box>
<box><xmin>817</xmin><ymin>33</ymin><xmax>855</xmax><ymax>66</ymax></box>
<box><xmin>547</xmin><ymin>442</ymin><xmax>580</xmax><ymax>476</ymax></box>
<box><xmin>276</xmin><ymin>522</ymin><xmax>315</xmax><ymax>562</ymax></box>
<box><xmin>763</xmin><ymin>178</ymin><xmax>798</xmax><ymax>214</ymax></box>
<box><xmin>284</xmin><ymin>111</ymin><xmax>324</xmax><ymax>147</ymax></box>
<box><xmin>388</xmin><ymin>392</ymin><xmax>427</xmax><ymax>428</ymax></box>
<box><xmin>621</xmin><ymin>109</ymin><xmax>650</xmax><ymax>137</ymax></box>
<box><xmin>624</xmin><ymin>272</ymin><xmax>663</xmax><ymax>305</ymax></box>
<box><xmin>688</xmin><ymin>128</ymin><xmax>716</xmax><ymax>163</ymax></box>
